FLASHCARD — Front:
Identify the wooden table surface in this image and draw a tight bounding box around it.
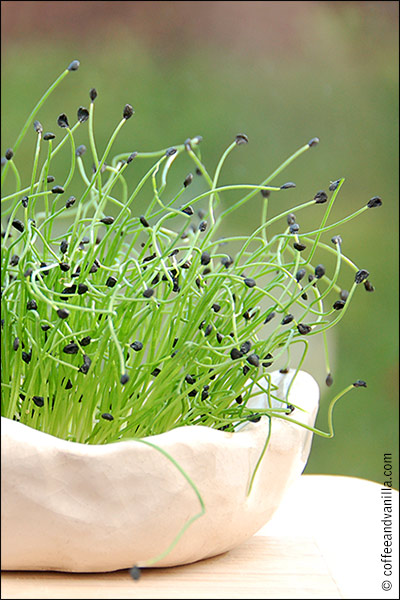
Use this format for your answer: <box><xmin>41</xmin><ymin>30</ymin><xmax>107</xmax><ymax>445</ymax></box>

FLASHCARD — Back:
<box><xmin>2</xmin><ymin>475</ymin><xmax>398</xmax><ymax>600</ymax></box>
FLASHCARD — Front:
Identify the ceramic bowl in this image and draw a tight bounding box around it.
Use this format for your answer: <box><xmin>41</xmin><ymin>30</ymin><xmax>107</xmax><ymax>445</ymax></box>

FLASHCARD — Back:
<box><xmin>1</xmin><ymin>369</ymin><xmax>319</xmax><ymax>572</ymax></box>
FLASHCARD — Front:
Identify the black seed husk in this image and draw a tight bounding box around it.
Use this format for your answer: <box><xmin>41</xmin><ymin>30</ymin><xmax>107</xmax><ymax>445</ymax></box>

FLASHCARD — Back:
<box><xmin>10</xmin><ymin>254</ymin><xmax>19</xmax><ymax>266</ymax></box>
<box><xmin>127</xmin><ymin>151</ymin><xmax>138</xmax><ymax>163</ymax></box>
<box><xmin>12</xmin><ymin>219</ymin><xmax>24</xmax><ymax>233</ymax></box>
<box><xmin>67</xmin><ymin>60</ymin><xmax>80</xmax><ymax>71</ymax></box>
<box><xmin>230</xmin><ymin>348</ymin><xmax>243</xmax><ymax>360</ymax></box>
<box><xmin>102</xmin><ymin>413</ymin><xmax>114</xmax><ymax>421</ymax></box>
<box><xmin>243</xmin><ymin>365</ymin><xmax>250</xmax><ymax>375</ymax></box>
<box><xmin>331</xmin><ymin>235</ymin><xmax>342</xmax><ymax>245</ymax></box>
<box><xmin>33</xmin><ymin>120</ymin><xmax>43</xmax><ymax>134</ymax></box>
<box><xmin>264</xmin><ymin>311</ymin><xmax>275</xmax><ymax>323</ymax></box>
<box><xmin>27</xmin><ymin>299</ymin><xmax>37</xmax><ymax>311</ymax></box>
<box><xmin>325</xmin><ymin>373</ymin><xmax>333</xmax><ymax>387</ymax></box>
<box><xmin>79</xmin><ymin>354</ymin><xmax>91</xmax><ymax>374</ymax></box>
<box><xmin>89</xmin><ymin>88</ymin><xmax>97</xmax><ymax>101</ymax></box>
<box><xmin>22</xmin><ymin>350</ymin><xmax>32</xmax><ymax>363</ymax></box>
<box><xmin>235</xmin><ymin>133</ymin><xmax>249</xmax><ymax>145</ymax></box>
<box><xmin>130</xmin><ymin>566</ymin><xmax>141</xmax><ymax>581</ymax></box>
<box><xmin>5</xmin><ymin>148</ymin><xmax>14</xmax><ymax>160</ymax></box>
<box><xmin>120</xmin><ymin>374</ymin><xmax>129</xmax><ymax>385</ymax></box>
<box><xmin>340</xmin><ymin>289</ymin><xmax>349</xmax><ymax>301</ymax></box>
<box><xmin>43</xmin><ymin>132</ymin><xmax>56</xmax><ymax>140</ymax></box>
<box><xmin>295</xmin><ymin>269</ymin><xmax>306</xmax><ymax>282</ymax></box>
<box><xmin>281</xmin><ymin>182</ymin><xmax>296</xmax><ymax>189</ymax></box>
<box><xmin>240</xmin><ymin>341</ymin><xmax>252</xmax><ymax>354</ymax></box>
<box><xmin>201</xmin><ymin>251</ymin><xmax>211</xmax><ymax>265</ymax></box>
<box><xmin>308</xmin><ymin>137</ymin><xmax>319</xmax><ymax>147</ymax></box>
<box><xmin>289</xmin><ymin>223</ymin><xmax>299</xmax><ymax>234</ymax></box>
<box><xmin>151</xmin><ymin>368</ymin><xmax>161</xmax><ymax>377</ymax></box>
<box><xmin>183</xmin><ymin>173</ymin><xmax>193</xmax><ymax>187</ymax></box>
<box><xmin>106</xmin><ymin>276</ymin><xmax>117</xmax><ymax>288</ymax></box>
<box><xmin>261</xmin><ymin>189</ymin><xmax>270</xmax><ymax>198</ymax></box>
<box><xmin>123</xmin><ymin>104</ymin><xmax>134</xmax><ymax>119</ymax></box>
<box><xmin>221</xmin><ymin>255</ymin><xmax>233</xmax><ymax>268</ymax></box>
<box><xmin>60</xmin><ymin>240</ymin><xmax>68</xmax><ymax>254</ymax></box>
<box><xmin>333</xmin><ymin>300</ymin><xmax>346</xmax><ymax>310</ymax></box>
<box><xmin>297</xmin><ymin>323</ymin><xmax>312</xmax><ymax>334</ymax></box>
<box><xmin>364</xmin><ymin>280</ymin><xmax>375</xmax><ymax>292</ymax></box>
<box><xmin>212</xmin><ymin>303</ymin><xmax>221</xmax><ymax>312</ymax></box>
<box><xmin>287</xmin><ymin>213</ymin><xmax>296</xmax><ymax>225</ymax></box>
<box><xmin>100</xmin><ymin>216</ymin><xmax>115</xmax><ymax>225</ymax></box>
<box><xmin>57</xmin><ymin>113</ymin><xmax>69</xmax><ymax>128</ymax></box>
<box><xmin>248</xmin><ymin>413</ymin><xmax>261</xmax><ymax>423</ymax></box>
<box><xmin>40</xmin><ymin>262</ymin><xmax>50</xmax><ymax>276</ymax></box>
<box><xmin>77</xmin><ymin>106</ymin><xmax>89</xmax><ymax>123</ymax></box>
<box><xmin>65</xmin><ymin>196</ymin><xmax>76</xmax><ymax>209</ymax></box>
<box><xmin>32</xmin><ymin>396</ymin><xmax>44</xmax><ymax>407</ymax></box>
<box><xmin>13</xmin><ymin>338</ymin><xmax>20</xmax><ymax>351</ymax></box>
<box><xmin>21</xmin><ymin>195</ymin><xmax>29</xmax><ymax>207</ymax></box>
<box><xmin>199</xmin><ymin>220</ymin><xmax>207</xmax><ymax>232</ymax></box>
<box><xmin>130</xmin><ymin>341</ymin><xmax>143</xmax><ymax>351</ymax></box>
<box><xmin>294</xmin><ymin>242</ymin><xmax>306</xmax><ymax>251</ymax></box>
<box><xmin>181</xmin><ymin>205</ymin><xmax>194</xmax><ymax>215</ymax></box>
<box><xmin>367</xmin><ymin>196</ymin><xmax>382</xmax><ymax>208</ymax></box>
<box><xmin>216</xmin><ymin>332</ymin><xmax>223</xmax><ymax>343</ymax></box>
<box><xmin>61</xmin><ymin>284</ymin><xmax>76</xmax><ymax>298</ymax></box>
<box><xmin>76</xmin><ymin>144</ymin><xmax>86</xmax><ymax>157</ymax></box>
<box><xmin>165</xmin><ymin>147</ymin><xmax>177</xmax><ymax>157</ymax></box>
<box><xmin>244</xmin><ymin>278</ymin><xmax>256</xmax><ymax>288</ymax></box>
<box><xmin>281</xmin><ymin>314</ymin><xmax>294</xmax><ymax>325</ymax></box>
<box><xmin>355</xmin><ymin>269</ymin><xmax>369</xmax><ymax>284</ymax></box>
<box><xmin>247</xmin><ymin>354</ymin><xmax>260</xmax><ymax>367</ymax></box>
<box><xmin>140</xmin><ymin>215</ymin><xmax>149</xmax><ymax>227</ymax></box>
<box><xmin>314</xmin><ymin>264</ymin><xmax>325</xmax><ymax>279</ymax></box>
<box><xmin>314</xmin><ymin>190</ymin><xmax>328</xmax><ymax>204</ymax></box>
<box><xmin>52</xmin><ymin>185</ymin><xmax>65</xmax><ymax>194</ymax></box>
<box><xmin>353</xmin><ymin>380</ymin><xmax>367</xmax><ymax>387</ymax></box>
<box><xmin>204</xmin><ymin>324</ymin><xmax>212</xmax><ymax>336</ymax></box>
<box><xmin>80</xmin><ymin>336</ymin><xmax>91</xmax><ymax>347</ymax></box>
<box><xmin>329</xmin><ymin>179</ymin><xmax>341</xmax><ymax>191</ymax></box>
<box><xmin>78</xmin><ymin>283</ymin><xmax>88</xmax><ymax>295</ymax></box>
<box><xmin>63</xmin><ymin>343</ymin><xmax>79</xmax><ymax>354</ymax></box>
<box><xmin>57</xmin><ymin>308</ymin><xmax>69</xmax><ymax>319</ymax></box>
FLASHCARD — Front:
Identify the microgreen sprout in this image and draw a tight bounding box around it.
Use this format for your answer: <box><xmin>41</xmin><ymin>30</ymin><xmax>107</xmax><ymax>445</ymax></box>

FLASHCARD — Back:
<box><xmin>2</xmin><ymin>62</ymin><xmax>379</xmax><ymax>477</ymax></box>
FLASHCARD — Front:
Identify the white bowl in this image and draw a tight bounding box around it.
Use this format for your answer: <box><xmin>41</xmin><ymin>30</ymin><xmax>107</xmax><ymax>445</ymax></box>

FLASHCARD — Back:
<box><xmin>1</xmin><ymin>369</ymin><xmax>319</xmax><ymax>572</ymax></box>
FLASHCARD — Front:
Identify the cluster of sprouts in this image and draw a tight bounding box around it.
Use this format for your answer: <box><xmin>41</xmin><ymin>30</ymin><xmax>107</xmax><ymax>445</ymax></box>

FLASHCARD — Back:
<box><xmin>1</xmin><ymin>60</ymin><xmax>380</xmax><ymax>448</ymax></box>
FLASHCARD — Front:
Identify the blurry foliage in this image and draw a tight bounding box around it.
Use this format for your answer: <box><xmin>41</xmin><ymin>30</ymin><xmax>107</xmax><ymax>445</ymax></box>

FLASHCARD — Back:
<box><xmin>1</xmin><ymin>1</ymin><xmax>398</xmax><ymax>487</ymax></box>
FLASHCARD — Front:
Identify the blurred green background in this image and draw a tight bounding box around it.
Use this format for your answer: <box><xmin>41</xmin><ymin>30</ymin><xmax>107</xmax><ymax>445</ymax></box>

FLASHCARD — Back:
<box><xmin>2</xmin><ymin>1</ymin><xmax>398</xmax><ymax>487</ymax></box>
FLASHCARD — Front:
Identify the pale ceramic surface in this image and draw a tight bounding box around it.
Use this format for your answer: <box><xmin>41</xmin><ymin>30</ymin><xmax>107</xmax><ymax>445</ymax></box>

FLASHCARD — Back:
<box><xmin>1</xmin><ymin>369</ymin><xmax>319</xmax><ymax>572</ymax></box>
